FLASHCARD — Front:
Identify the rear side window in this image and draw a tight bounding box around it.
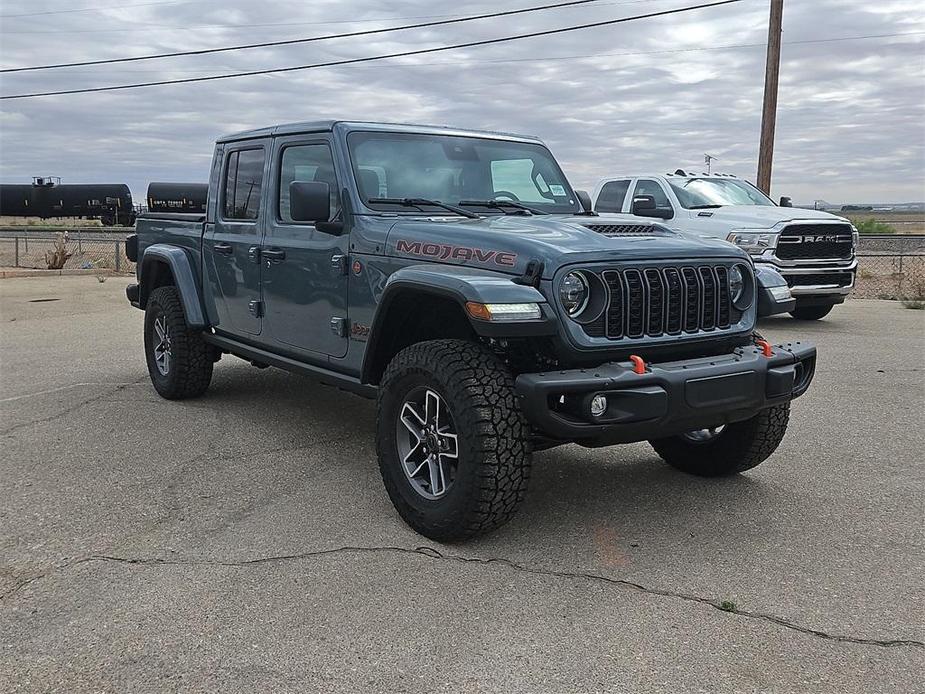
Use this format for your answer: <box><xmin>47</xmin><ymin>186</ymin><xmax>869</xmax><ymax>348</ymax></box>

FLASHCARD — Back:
<box><xmin>633</xmin><ymin>179</ymin><xmax>670</xmax><ymax>208</ymax></box>
<box><xmin>223</xmin><ymin>148</ymin><xmax>265</xmax><ymax>220</ymax></box>
<box><xmin>596</xmin><ymin>180</ymin><xmax>630</xmax><ymax>212</ymax></box>
<box><xmin>278</xmin><ymin>144</ymin><xmax>339</xmax><ymax>224</ymax></box>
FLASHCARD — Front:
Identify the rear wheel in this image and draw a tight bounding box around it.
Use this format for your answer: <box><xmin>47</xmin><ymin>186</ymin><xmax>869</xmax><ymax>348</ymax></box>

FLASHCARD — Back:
<box><xmin>144</xmin><ymin>286</ymin><xmax>214</xmax><ymax>400</ymax></box>
<box><xmin>376</xmin><ymin>339</ymin><xmax>532</xmax><ymax>541</ymax></box>
<box><xmin>649</xmin><ymin>403</ymin><xmax>790</xmax><ymax>477</ymax></box>
<box><xmin>790</xmin><ymin>304</ymin><xmax>833</xmax><ymax>320</ymax></box>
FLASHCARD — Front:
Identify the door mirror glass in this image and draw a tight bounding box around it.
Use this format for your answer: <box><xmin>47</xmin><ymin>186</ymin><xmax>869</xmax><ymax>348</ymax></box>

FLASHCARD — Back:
<box><xmin>289</xmin><ymin>181</ymin><xmax>330</xmax><ymax>222</ymax></box>
<box><xmin>632</xmin><ymin>194</ymin><xmax>673</xmax><ymax>219</ymax></box>
<box><xmin>632</xmin><ymin>194</ymin><xmax>656</xmax><ymax>212</ymax></box>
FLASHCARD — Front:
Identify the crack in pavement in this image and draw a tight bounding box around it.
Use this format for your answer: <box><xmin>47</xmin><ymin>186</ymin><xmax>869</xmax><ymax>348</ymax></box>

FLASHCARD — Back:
<box><xmin>2</xmin><ymin>545</ymin><xmax>921</xmax><ymax>651</ymax></box>
<box><xmin>0</xmin><ymin>377</ymin><xmax>149</xmax><ymax>436</ymax></box>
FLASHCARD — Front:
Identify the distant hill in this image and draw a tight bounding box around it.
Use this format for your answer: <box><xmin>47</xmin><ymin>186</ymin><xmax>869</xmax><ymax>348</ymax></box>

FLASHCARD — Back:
<box><xmin>796</xmin><ymin>201</ymin><xmax>925</xmax><ymax>212</ymax></box>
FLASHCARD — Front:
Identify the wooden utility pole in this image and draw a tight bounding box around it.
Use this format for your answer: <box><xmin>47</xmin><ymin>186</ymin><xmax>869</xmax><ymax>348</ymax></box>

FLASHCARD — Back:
<box><xmin>757</xmin><ymin>0</ymin><xmax>783</xmax><ymax>195</ymax></box>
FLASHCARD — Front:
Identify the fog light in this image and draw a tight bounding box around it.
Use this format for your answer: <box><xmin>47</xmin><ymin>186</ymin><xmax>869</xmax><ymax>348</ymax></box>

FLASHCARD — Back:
<box><xmin>769</xmin><ymin>285</ymin><xmax>792</xmax><ymax>301</ymax></box>
<box><xmin>590</xmin><ymin>394</ymin><xmax>608</xmax><ymax>417</ymax></box>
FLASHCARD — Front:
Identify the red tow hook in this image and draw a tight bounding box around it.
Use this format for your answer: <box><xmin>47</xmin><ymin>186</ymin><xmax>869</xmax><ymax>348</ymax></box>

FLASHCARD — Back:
<box><xmin>629</xmin><ymin>354</ymin><xmax>647</xmax><ymax>375</ymax></box>
<box><xmin>756</xmin><ymin>339</ymin><xmax>774</xmax><ymax>358</ymax></box>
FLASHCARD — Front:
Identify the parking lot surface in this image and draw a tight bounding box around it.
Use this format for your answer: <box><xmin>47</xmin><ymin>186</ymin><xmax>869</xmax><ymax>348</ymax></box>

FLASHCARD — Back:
<box><xmin>1</xmin><ymin>276</ymin><xmax>923</xmax><ymax>693</ymax></box>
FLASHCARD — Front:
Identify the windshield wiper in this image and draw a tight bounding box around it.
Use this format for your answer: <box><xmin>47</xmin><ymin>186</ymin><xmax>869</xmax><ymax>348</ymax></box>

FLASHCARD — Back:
<box><xmin>367</xmin><ymin>197</ymin><xmax>481</xmax><ymax>219</ymax></box>
<box><xmin>688</xmin><ymin>204</ymin><xmax>724</xmax><ymax>210</ymax></box>
<box><xmin>458</xmin><ymin>199</ymin><xmax>548</xmax><ymax>215</ymax></box>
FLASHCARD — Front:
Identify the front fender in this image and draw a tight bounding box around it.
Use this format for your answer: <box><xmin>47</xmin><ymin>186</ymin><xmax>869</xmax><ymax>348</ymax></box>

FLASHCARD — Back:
<box><xmin>383</xmin><ymin>263</ymin><xmax>549</xmax><ymax>307</ymax></box>
<box><xmin>361</xmin><ymin>263</ymin><xmax>557</xmax><ymax>381</ymax></box>
<box><xmin>139</xmin><ymin>244</ymin><xmax>206</xmax><ymax>328</ymax></box>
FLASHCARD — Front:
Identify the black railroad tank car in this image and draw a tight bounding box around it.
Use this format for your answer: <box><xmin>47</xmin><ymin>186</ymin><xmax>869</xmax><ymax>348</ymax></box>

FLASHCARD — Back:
<box><xmin>0</xmin><ymin>177</ymin><xmax>135</xmax><ymax>226</ymax></box>
<box><xmin>146</xmin><ymin>182</ymin><xmax>208</xmax><ymax>214</ymax></box>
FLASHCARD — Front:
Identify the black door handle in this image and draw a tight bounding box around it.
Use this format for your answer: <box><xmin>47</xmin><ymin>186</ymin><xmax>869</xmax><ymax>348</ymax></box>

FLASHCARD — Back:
<box><xmin>262</xmin><ymin>248</ymin><xmax>286</xmax><ymax>261</ymax></box>
<box><xmin>213</xmin><ymin>242</ymin><xmax>233</xmax><ymax>255</ymax></box>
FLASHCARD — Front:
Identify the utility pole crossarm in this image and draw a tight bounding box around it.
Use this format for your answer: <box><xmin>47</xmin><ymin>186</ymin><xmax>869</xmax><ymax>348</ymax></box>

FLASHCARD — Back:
<box><xmin>757</xmin><ymin>0</ymin><xmax>783</xmax><ymax>195</ymax></box>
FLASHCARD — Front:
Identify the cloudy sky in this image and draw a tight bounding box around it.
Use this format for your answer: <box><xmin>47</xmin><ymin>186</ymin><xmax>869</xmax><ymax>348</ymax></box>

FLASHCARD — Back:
<box><xmin>0</xmin><ymin>0</ymin><xmax>923</xmax><ymax>205</ymax></box>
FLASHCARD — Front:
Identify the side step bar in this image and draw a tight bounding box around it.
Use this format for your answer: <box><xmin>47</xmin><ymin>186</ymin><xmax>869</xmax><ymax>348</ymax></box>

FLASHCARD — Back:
<box><xmin>203</xmin><ymin>333</ymin><xmax>376</xmax><ymax>399</ymax></box>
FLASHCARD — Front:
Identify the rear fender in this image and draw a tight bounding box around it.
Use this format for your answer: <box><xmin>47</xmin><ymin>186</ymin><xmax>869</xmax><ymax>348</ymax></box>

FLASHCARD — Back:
<box><xmin>138</xmin><ymin>244</ymin><xmax>206</xmax><ymax>328</ymax></box>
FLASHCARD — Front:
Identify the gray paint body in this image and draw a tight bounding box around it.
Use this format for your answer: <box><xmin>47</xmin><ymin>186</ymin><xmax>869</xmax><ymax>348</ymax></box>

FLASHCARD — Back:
<box><xmin>134</xmin><ymin>121</ymin><xmax>756</xmax><ymax>385</ymax></box>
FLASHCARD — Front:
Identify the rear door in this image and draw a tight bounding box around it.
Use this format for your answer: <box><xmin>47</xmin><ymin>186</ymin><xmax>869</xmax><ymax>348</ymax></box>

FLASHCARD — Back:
<box><xmin>595</xmin><ymin>179</ymin><xmax>631</xmax><ymax>213</ymax></box>
<box><xmin>203</xmin><ymin>141</ymin><xmax>269</xmax><ymax>336</ymax></box>
<box><xmin>261</xmin><ymin>135</ymin><xmax>349</xmax><ymax>358</ymax></box>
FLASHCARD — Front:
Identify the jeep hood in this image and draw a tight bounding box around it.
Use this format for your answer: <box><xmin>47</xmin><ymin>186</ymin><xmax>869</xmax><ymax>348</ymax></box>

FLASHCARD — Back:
<box><xmin>383</xmin><ymin>214</ymin><xmax>748</xmax><ymax>279</ymax></box>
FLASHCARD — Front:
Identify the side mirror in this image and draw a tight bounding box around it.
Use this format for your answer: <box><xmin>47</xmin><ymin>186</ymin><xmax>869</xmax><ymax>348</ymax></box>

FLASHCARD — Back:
<box><xmin>632</xmin><ymin>195</ymin><xmax>673</xmax><ymax>220</ymax></box>
<box><xmin>574</xmin><ymin>189</ymin><xmax>593</xmax><ymax>214</ymax></box>
<box><xmin>779</xmin><ymin>196</ymin><xmax>793</xmax><ymax>208</ymax></box>
<box><xmin>632</xmin><ymin>194</ymin><xmax>656</xmax><ymax>212</ymax></box>
<box><xmin>290</xmin><ymin>181</ymin><xmax>330</xmax><ymax>222</ymax></box>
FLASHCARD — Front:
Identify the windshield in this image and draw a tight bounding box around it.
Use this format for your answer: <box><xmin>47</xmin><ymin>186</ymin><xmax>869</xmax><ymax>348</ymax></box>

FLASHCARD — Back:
<box><xmin>667</xmin><ymin>178</ymin><xmax>775</xmax><ymax>208</ymax></box>
<box><xmin>348</xmin><ymin>131</ymin><xmax>581</xmax><ymax>214</ymax></box>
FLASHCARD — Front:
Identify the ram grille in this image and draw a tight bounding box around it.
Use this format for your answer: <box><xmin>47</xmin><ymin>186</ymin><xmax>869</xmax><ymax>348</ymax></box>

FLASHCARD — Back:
<box><xmin>582</xmin><ymin>264</ymin><xmax>740</xmax><ymax>340</ymax></box>
<box><xmin>776</xmin><ymin>223</ymin><xmax>854</xmax><ymax>260</ymax></box>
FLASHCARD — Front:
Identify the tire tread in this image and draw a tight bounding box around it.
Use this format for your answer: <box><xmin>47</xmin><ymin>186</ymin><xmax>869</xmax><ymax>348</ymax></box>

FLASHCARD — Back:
<box><xmin>376</xmin><ymin>339</ymin><xmax>531</xmax><ymax>540</ymax></box>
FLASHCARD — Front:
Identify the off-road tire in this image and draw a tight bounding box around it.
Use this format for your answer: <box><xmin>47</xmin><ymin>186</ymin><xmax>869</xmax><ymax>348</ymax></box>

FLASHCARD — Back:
<box><xmin>376</xmin><ymin>339</ymin><xmax>532</xmax><ymax>541</ymax></box>
<box><xmin>790</xmin><ymin>304</ymin><xmax>833</xmax><ymax>320</ymax></box>
<box><xmin>649</xmin><ymin>403</ymin><xmax>791</xmax><ymax>477</ymax></box>
<box><xmin>144</xmin><ymin>286</ymin><xmax>214</xmax><ymax>400</ymax></box>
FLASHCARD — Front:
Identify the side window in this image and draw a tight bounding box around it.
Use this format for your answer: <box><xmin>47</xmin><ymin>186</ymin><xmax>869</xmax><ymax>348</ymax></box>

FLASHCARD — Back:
<box><xmin>278</xmin><ymin>144</ymin><xmax>340</xmax><ymax>224</ymax></box>
<box><xmin>596</xmin><ymin>180</ymin><xmax>630</xmax><ymax>212</ymax></box>
<box><xmin>633</xmin><ymin>179</ymin><xmax>670</xmax><ymax>208</ymax></box>
<box><xmin>223</xmin><ymin>148</ymin><xmax>265</xmax><ymax>220</ymax></box>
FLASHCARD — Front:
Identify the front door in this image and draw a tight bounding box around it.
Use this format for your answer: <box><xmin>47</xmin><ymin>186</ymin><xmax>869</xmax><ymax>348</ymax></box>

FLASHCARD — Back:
<box><xmin>203</xmin><ymin>142</ymin><xmax>269</xmax><ymax>336</ymax></box>
<box><xmin>261</xmin><ymin>137</ymin><xmax>349</xmax><ymax>358</ymax></box>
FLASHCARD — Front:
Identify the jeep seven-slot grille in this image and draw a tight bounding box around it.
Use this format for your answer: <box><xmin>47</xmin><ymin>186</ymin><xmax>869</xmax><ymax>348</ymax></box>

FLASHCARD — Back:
<box><xmin>776</xmin><ymin>223</ymin><xmax>854</xmax><ymax>260</ymax></box>
<box><xmin>583</xmin><ymin>265</ymin><xmax>736</xmax><ymax>340</ymax></box>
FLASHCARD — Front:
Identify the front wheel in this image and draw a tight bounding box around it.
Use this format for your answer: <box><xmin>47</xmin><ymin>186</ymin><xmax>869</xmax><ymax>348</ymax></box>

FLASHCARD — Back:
<box><xmin>376</xmin><ymin>339</ymin><xmax>532</xmax><ymax>541</ymax></box>
<box><xmin>649</xmin><ymin>403</ymin><xmax>790</xmax><ymax>477</ymax></box>
<box><xmin>790</xmin><ymin>304</ymin><xmax>833</xmax><ymax>320</ymax></box>
<box><xmin>144</xmin><ymin>286</ymin><xmax>214</xmax><ymax>400</ymax></box>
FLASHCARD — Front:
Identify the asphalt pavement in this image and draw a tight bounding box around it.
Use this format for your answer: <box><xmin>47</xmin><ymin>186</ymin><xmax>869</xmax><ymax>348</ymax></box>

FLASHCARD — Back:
<box><xmin>1</xmin><ymin>275</ymin><xmax>923</xmax><ymax>693</ymax></box>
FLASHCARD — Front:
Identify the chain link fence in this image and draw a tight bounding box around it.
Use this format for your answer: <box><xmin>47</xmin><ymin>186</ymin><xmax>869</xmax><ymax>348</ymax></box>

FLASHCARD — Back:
<box><xmin>1</xmin><ymin>228</ymin><xmax>923</xmax><ymax>301</ymax></box>
<box><xmin>0</xmin><ymin>230</ymin><xmax>135</xmax><ymax>274</ymax></box>
<box><xmin>854</xmin><ymin>235</ymin><xmax>925</xmax><ymax>301</ymax></box>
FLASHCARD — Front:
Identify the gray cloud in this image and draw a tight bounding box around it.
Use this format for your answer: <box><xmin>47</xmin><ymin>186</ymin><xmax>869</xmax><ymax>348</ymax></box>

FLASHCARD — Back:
<box><xmin>1</xmin><ymin>0</ymin><xmax>922</xmax><ymax>204</ymax></box>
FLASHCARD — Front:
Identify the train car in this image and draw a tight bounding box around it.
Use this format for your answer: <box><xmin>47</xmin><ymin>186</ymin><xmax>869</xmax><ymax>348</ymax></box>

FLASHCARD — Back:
<box><xmin>0</xmin><ymin>177</ymin><xmax>135</xmax><ymax>226</ymax></box>
<box><xmin>146</xmin><ymin>182</ymin><xmax>208</xmax><ymax>214</ymax></box>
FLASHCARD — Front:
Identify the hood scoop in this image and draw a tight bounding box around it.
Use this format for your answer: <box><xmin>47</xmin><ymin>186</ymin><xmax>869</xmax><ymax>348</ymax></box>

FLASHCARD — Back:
<box><xmin>582</xmin><ymin>223</ymin><xmax>673</xmax><ymax>236</ymax></box>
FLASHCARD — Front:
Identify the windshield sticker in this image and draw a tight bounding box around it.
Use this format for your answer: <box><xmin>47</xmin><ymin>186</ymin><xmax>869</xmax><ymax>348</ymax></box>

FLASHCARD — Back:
<box><xmin>549</xmin><ymin>184</ymin><xmax>566</xmax><ymax>196</ymax></box>
<box><xmin>396</xmin><ymin>239</ymin><xmax>517</xmax><ymax>267</ymax></box>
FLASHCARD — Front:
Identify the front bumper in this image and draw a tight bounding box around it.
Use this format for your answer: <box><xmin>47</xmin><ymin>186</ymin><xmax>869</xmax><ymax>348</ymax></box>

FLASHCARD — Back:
<box><xmin>755</xmin><ymin>256</ymin><xmax>857</xmax><ymax>297</ymax></box>
<box><xmin>515</xmin><ymin>341</ymin><xmax>815</xmax><ymax>443</ymax></box>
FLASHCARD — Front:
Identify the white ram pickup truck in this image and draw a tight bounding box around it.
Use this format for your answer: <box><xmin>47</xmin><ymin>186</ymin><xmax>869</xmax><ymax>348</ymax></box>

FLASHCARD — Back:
<box><xmin>590</xmin><ymin>172</ymin><xmax>859</xmax><ymax>320</ymax></box>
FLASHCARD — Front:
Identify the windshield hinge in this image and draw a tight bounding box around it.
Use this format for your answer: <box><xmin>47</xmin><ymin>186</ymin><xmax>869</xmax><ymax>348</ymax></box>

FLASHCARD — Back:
<box><xmin>512</xmin><ymin>259</ymin><xmax>544</xmax><ymax>289</ymax></box>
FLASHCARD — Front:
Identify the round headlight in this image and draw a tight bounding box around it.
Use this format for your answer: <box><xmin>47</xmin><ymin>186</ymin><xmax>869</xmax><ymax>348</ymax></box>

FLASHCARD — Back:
<box><xmin>729</xmin><ymin>264</ymin><xmax>752</xmax><ymax>309</ymax></box>
<box><xmin>559</xmin><ymin>272</ymin><xmax>589</xmax><ymax>316</ymax></box>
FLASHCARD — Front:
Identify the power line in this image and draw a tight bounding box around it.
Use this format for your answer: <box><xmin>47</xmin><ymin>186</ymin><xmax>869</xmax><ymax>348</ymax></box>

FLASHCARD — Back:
<box><xmin>1</xmin><ymin>0</ymin><xmax>606</xmax><ymax>73</ymax></box>
<box><xmin>0</xmin><ymin>0</ymin><xmax>659</xmax><ymax>33</ymax></box>
<box><xmin>28</xmin><ymin>31</ymin><xmax>925</xmax><ymax>75</ymax></box>
<box><xmin>0</xmin><ymin>0</ymin><xmax>197</xmax><ymax>19</ymax></box>
<box><xmin>1</xmin><ymin>0</ymin><xmax>742</xmax><ymax>100</ymax></box>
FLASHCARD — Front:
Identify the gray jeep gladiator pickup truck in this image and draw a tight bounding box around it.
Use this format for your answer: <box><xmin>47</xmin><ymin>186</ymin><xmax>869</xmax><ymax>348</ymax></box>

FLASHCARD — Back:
<box><xmin>125</xmin><ymin>121</ymin><xmax>816</xmax><ymax>540</ymax></box>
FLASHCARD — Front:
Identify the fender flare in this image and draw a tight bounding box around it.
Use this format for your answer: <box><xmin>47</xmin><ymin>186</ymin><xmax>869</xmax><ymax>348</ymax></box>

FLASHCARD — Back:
<box><xmin>360</xmin><ymin>264</ymin><xmax>554</xmax><ymax>383</ymax></box>
<box><xmin>138</xmin><ymin>244</ymin><xmax>207</xmax><ymax>328</ymax></box>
